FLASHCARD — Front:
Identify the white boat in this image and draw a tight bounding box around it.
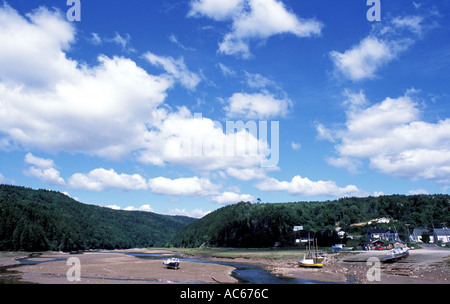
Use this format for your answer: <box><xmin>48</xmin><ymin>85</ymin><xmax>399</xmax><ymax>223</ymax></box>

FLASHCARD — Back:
<box><xmin>163</xmin><ymin>257</ymin><xmax>180</xmax><ymax>269</ymax></box>
<box><xmin>298</xmin><ymin>255</ymin><xmax>323</xmax><ymax>268</ymax></box>
<box><xmin>298</xmin><ymin>237</ymin><xmax>324</xmax><ymax>268</ymax></box>
<box><xmin>381</xmin><ymin>245</ymin><xmax>409</xmax><ymax>263</ymax></box>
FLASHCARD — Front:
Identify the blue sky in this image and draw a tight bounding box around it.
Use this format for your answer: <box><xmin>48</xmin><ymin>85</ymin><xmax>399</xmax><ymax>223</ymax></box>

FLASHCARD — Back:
<box><xmin>1</xmin><ymin>0</ymin><xmax>449</xmax><ymax>218</ymax></box>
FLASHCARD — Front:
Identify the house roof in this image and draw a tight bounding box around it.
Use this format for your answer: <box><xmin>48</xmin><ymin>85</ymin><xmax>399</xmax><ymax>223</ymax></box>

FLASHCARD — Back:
<box><xmin>434</xmin><ymin>228</ymin><xmax>450</xmax><ymax>236</ymax></box>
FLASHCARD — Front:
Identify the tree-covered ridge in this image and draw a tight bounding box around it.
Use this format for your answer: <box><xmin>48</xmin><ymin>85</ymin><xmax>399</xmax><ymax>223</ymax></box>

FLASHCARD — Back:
<box><xmin>171</xmin><ymin>195</ymin><xmax>450</xmax><ymax>248</ymax></box>
<box><xmin>0</xmin><ymin>184</ymin><xmax>195</xmax><ymax>251</ymax></box>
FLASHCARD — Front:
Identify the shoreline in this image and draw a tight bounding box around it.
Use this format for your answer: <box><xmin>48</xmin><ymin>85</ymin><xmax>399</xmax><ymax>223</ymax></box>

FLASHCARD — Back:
<box><xmin>1</xmin><ymin>246</ymin><xmax>449</xmax><ymax>284</ymax></box>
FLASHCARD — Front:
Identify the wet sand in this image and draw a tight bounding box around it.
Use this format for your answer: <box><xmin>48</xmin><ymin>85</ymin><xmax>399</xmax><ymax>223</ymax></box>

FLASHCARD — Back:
<box><xmin>0</xmin><ymin>249</ymin><xmax>237</xmax><ymax>284</ymax></box>
<box><xmin>1</xmin><ymin>246</ymin><xmax>448</xmax><ymax>284</ymax></box>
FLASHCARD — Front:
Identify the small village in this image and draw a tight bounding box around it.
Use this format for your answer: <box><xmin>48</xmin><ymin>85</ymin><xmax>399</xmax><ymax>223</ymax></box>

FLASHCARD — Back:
<box><xmin>295</xmin><ymin>217</ymin><xmax>450</xmax><ymax>252</ymax></box>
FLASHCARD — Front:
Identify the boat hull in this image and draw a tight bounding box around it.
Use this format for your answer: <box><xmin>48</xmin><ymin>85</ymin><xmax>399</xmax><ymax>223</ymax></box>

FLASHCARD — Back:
<box><xmin>163</xmin><ymin>258</ymin><xmax>180</xmax><ymax>269</ymax></box>
<box><xmin>381</xmin><ymin>248</ymin><xmax>409</xmax><ymax>263</ymax></box>
<box><xmin>298</xmin><ymin>259</ymin><xmax>323</xmax><ymax>268</ymax></box>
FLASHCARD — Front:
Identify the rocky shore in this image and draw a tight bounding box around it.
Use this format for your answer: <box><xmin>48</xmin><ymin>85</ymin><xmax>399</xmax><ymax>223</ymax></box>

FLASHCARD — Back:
<box><xmin>263</xmin><ymin>245</ymin><xmax>450</xmax><ymax>284</ymax></box>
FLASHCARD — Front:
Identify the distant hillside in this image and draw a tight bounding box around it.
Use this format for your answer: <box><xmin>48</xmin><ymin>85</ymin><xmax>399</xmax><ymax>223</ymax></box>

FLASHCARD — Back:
<box><xmin>0</xmin><ymin>184</ymin><xmax>195</xmax><ymax>251</ymax></box>
<box><xmin>171</xmin><ymin>195</ymin><xmax>450</xmax><ymax>248</ymax></box>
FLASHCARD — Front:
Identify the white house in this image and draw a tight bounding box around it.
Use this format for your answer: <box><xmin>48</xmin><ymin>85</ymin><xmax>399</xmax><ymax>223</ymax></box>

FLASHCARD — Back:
<box><xmin>434</xmin><ymin>228</ymin><xmax>450</xmax><ymax>244</ymax></box>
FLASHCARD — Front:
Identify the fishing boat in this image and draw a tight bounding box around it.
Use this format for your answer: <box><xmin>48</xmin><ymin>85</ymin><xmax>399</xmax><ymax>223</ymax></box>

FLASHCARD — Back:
<box><xmin>331</xmin><ymin>244</ymin><xmax>353</xmax><ymax>251</ymax></box>
<box><xmin>163</xmin><ymin>257</ymin><xmax>180</xmax><ymax>269</ymax></box>
<box><xmin>298</xmin><ymin>237</ymin><xmax>324</xmax><ymax>268</ymax></box>
<box><xmin>381</xmin><ymin>244</ymin><xmax>409</xmax><ymax>263</ymax></box>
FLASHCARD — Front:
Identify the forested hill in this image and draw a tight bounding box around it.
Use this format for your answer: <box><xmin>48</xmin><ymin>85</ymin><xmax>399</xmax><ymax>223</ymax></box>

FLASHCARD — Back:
<box><xmin>171</xmin><ymin>195</ymin><xmax>450</xmax><ymax>248</ymax></box>
<box><xmin>0</xmin><ymin>184</ymin><xmax>195</xmax><ymax>251</ymax></box>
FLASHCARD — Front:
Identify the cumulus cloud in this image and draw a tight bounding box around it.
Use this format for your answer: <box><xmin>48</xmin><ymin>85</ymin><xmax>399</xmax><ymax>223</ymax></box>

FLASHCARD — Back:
<box><xmin>137</xmin><ymin>108</ymin><xmax>271</xmax><ymax>170</ymax></box>
<box><xmin>166</xmin><ymin>208</ymin><xmax>211</xmax><ymax>218</ymax></box>
<box><xmin>124</xmin><ymin>204</ymin><xmax>154</xmax><ymax>212</ymax></box>
<box><xmin>330</xmin><ymin>14</ymin><xmax>432</xmax><ymax>81</ymax></box>
<box><xmin>255</xmin><ymin>175</ymin><xmax>364</xmax><ymax>197</ymax></box>
<box><xmin>0</xmin><ymin>5</ymin><xmax>274</xmax><ymax>172</ymax></box>
<box><xmin>148</xmin><ymin>176</ymin><xmax>221</xmax><ymax>197</ymax></box>
<box><xmin>0</xmin><ymin>5</ymin><xmax>172</xmax><ymax>158</ymax></box>
<box><xmin>188</xmin><ymin>0</ymin><xmax>243</xmax><ymax>21</ymax></box>
<box><xmin>320</xmin><ymin>90</ymin><xmax>450</xmax><ymax>184</ymax></box>
<box><xmin>225</xmin><ymin>91</ymin><xmax>291</xmax><ymax>119</ymax></box>
<box><xmin>330</xmin><ymin>37</ymin><xmax>398</xmax><ymax>81</ymax></box>
<box><xmin>106</xmin><ymin>204</ymin><xmax>155</xmax><ymax>212</ymax></box>
<box><xmin>212</xmin><ymin>191</ymin><xmax>254</xmax><ymax>204</ymax></box>
<box><xmin>226</xmin><ymin>167</ymin><xmax>268</xmax><ymax>181</ymax></box>
<box><xmin>68</xmin><ymin>168</ymin><xmax>148</xmax><ymax>192</ymax></box>
<box><xmin>189</xmin><ymin>0</ymin><xmax>322</xmax><ymax>58</ymax></box>
<box><xmin>23</xmin><ymin>153</ymin><xmax>65</xmax><ymax>185</ymax></box>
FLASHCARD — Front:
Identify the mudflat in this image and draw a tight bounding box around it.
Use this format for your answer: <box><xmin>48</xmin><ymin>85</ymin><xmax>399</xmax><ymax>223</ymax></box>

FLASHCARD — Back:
<box><xmin>0</xmin><ymin>249</ymin><xmax>237</xmax><ymax>284</ymax></box>
<box><xmin>1</xmin><ymin>245</ymin><xmax>449</xmax><ymax>284</ymax></box>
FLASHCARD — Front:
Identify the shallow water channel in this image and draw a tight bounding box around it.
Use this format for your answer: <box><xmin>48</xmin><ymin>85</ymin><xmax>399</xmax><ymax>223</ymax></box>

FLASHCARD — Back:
<box><xmin>127</xmin><ymin>252</ymin><xmax>325</xmax><ymax>284</ymax></box>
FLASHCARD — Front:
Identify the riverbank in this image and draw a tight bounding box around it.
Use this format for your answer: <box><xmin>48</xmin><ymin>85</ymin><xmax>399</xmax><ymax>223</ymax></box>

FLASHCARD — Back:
<box><xmin>174</xmin><ymin>246</ymin><xmax>449</xmax><ymax>284</ymax></box>
<box><xmin>0</xmin><ymin>249</ymin><xmax>237</xmax><ymax>284</ymax></box>
<box><xmin>1</xmin><ymin>246</ymin><xmax>448</xmax><ymax>284</ymax></box>
<box><xmin>263</xmin><ymin>246</ymin><xmax>450</xmax><ymax>284</ymax></box>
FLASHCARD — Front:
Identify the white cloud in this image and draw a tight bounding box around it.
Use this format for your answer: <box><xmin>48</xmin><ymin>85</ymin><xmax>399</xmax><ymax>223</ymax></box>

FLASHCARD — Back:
<box><xmin>225</xmin><ymin>91</ymin><xmax>291</xmax><ymax>119</ymax></box>
<box><xmin>143</xmin><ymin>51</ymin><xmax>201</xmax><ymax>90</ymax></box>
<box><xmin>89</xmin><ymin>32</ymin><xmax>102</xmax><ymax>45</ymax></box>
<box><xmin>23</xmin><ymin>153</ymin><xmax>65</xmax><ymax>185</ymax></box>
<box><xmin>291</xmin><ymin>142</ymin><xmax>301</xmax><ymax>151</ymax></box>
<box><xmin>0</xmin><ymin>6</ymin><xmax>275</xmax><ymax>173</ymax></box>
<box><xmin>322</xmin><ymin>90</ymin><xmax>450</xmax><ymax>184</ymax></box>
<box><xmin>0</xmin><ymin>5</ymin><xmax>172</xmax><ymax>159</ymax></box>
<box><xmin>188</xmin><ymin>0</ymin><xmax>243</xmax><ymax>21</ymax></box>
<box><xmin>255</xmin><ymin>175</ymin><xmax>364</xmax><ymax>197</ymax></box>
<box><xmin>106</xmin><ymin>205</ymin><xmax>121</xmax><ymax>210</ymax></box>
<box><xmin>148</xmin><ymin>176</ymin><xmax>221</xmax><ymax>197</ymax></box>
<box><xmin>137</xmin><ymin>107</ymin><xmax>270</xmax><ymax>170</ymax></box>
<box><xmin>243</xmin><ymin>71</ymin><xmax>275</xmax><ymax>88</ymax></box>
<box><xmin>226</xmin><ymin>167</ymin><xmax>268</xmax><ymax>181</ymax></box>
<box><xmin>392</xmin><ymin>16</ymin><xmax>424</xmax><ymax>35</ymax></box>
<box><xmin>316</xmin><ymin>123</ymin><xmax>335</xmax><ymax>142</ymax></box>
<box><xmin>124</xmin><ymin>204</ymin><xmax>154</xmax><ymax>212</ymax></box>
<box><xmin>330</xmin><ymin>13</ymin><xmax>432</xmax><ymax>81</ymax></box>
<box><xmin>330</xmin><ymin>36</ymin><xmax>397</xmax><ymax>81</ymax></box>
<box><xmin>216</xmin><ymin>63</ymin><xmax>236</xmax><ymax>77</ymax></box>
<box><xmin>106</xmin><ymin>204</ymin><xmax>155</xmax><ymax>212</ymax></box>
<box><xmin>408</xmin><ymin>189</ymin><xmax>429</xmax><ymax>195</ymax></box>
<box><xmin>167</xmin><ymin>208</ymin><xmax>211</xmax><ymax>218</ymax></box>
<box><xmin>212</xmin><ymin>191</ymin><xmax>254</xmax><ymax>204</ymax></box>
<box><xmin>189</xmin><ymin>0</ymin><xmax>322</xmax><ymax>58</ymax></box>
<box><xmin>68</xmin><ymin>168</ymin><xmax>148</xmax><ymax>192</ymax></box>
<box><xmin>105</xmin><ymin>32</ymin><xmax>135</xmax><ymax>52</ymax></box>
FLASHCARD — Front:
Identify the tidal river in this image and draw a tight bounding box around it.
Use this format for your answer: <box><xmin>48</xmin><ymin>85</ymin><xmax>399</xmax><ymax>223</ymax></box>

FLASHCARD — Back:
<box><xmin>127</xmin><ymin>252</ymin><xmax>325</xmax><ymax>284</ymax></box>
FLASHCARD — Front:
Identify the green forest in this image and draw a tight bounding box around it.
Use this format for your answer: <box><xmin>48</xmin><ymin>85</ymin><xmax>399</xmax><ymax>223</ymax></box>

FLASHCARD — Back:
<box><xmin>171</xmin><ymin>195</ymin><xmax>450</xmax><ymax>248</ymax></box>
<box><xmin>0</xmin><ymin>184</ymin><xmax>195</xmax><ymax>251</ymax></box>
<box><xmin>1</xmin><ymin>184</ymin><xmax>449</xmax><ymax>251</ymax></box>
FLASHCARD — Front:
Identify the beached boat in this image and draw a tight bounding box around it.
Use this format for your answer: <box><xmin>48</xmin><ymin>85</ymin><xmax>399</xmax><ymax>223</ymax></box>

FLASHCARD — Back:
<box><xmin>381</xmin><ymin>245</ymin><xmax>409</xmax><ymax>263</ymax></box>
<box><xmin>298</xmin><ymin>237</ymin><xmax>324</xmax><ymax>268</ymax></box>
<box><xmin>163</xmin><ymin>257</ymin><xmax>180</xmax><ymax>269</ymax></box>
<box><xmin>331</xmin><ymin>244</ymin><xmax>353</xmax><ymax>251</ymax></box>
